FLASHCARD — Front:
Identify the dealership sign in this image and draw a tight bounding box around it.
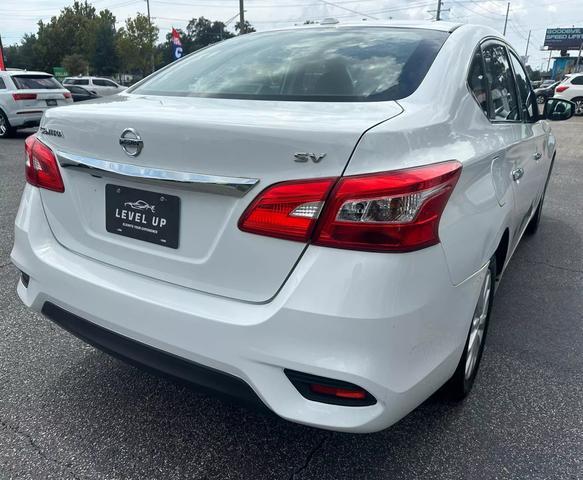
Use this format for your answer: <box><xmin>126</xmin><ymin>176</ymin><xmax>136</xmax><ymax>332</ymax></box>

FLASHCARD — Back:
<box><xmin>544</xmin><ymin>28</ymin><xmax>583</xmax><ymax>50</ymax></box>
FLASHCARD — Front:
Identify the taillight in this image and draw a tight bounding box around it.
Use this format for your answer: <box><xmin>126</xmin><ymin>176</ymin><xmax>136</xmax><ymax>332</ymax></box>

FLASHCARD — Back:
<box><xmin>555</xmin><ymin>85</ymin><xmax>569</xmax><ymax>93</ymax></box>
<box><xmin>63</xmin><ymin>92</ymin><xmax>72</xmax><ymax>99</ymax></box>
<box><xmin>313</xmin><ymin>161</ymin><xmax>462</xmax><ymax>252</ymax></box>
<box><xmin>238</xmin><ymin>178</ymin><xmax>336</xmax><ymax>242</ymax></box>
<box><xmin>12</xmin><ymin>93</ymin><xmax>37</xmax><ymax>101</ymax></box>
<box><xmin>25</xmin><ymin>135</ymin><xmax>65</xmax><ymax>192</ymax></box>
<box><xmin>239</xmin><ymin>161</ymin><xmax>461</xmax><ymax>252</ymax></box>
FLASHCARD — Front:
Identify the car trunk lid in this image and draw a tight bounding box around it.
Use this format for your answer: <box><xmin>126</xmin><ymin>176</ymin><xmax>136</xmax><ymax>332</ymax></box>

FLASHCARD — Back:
<box><xmin>38</xmin><ymin>94</ymin><xmax>402</xmax><ymax>302</ymax></box>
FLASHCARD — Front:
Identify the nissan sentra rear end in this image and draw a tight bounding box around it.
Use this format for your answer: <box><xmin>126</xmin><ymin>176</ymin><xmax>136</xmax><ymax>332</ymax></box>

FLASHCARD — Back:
<box><xmin>11</xmin><ymin>23</ymin><xmax>489</xmax><ymax>432</ymax></box>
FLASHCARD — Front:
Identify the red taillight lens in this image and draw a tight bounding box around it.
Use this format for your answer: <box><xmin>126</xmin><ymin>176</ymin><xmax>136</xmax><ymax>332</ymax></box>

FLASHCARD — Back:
<box><xmin>25</xmin><ymin>135</ymin><xmax>65</xmax><ymax>193</ymax></box>
<box><xmin>63</xmin><ymin>92</ymin><xmax>72</xmax><ymax>99</ymax></box>
<box><xmin>238</xmin><ymin>178</ymin><xmax>336</xmax><ymax>242</ymax></box>
<box><xmin>555</xmin><ymin>85</ymin><xmax>569</xmax><ymax>93</ymax></box>
<box><xmin>12</xmin><ymin>93</ymin><xmax>37</xmax><ymax>101</ymax></box>
<box><xmin>313</xmin><ymin>161</ymin><xmax>462</xmax><ymax>252</ymax></box>
<box><xmin>239</xmin><ymin>161</ymin><xmax>461</xmax><ymax>252</ymax></box>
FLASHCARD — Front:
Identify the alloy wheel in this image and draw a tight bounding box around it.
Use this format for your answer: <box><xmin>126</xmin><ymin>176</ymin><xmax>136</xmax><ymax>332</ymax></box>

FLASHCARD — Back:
<box><xmin>536</xmin><ymin>95</ymin><xmax>545</xmax><ymax>105</ymax></box>
<box><xmin>575</xmin><ymin>100</ymin><xmax>583</xmax><ymax>116</ymax></box>
<box><xmin>465</xmin><ymin>269</ymin><xmax>492</xmax><ymax>380</ymax></box>
<box><xmin>0</xmin><ymin>114</ymin><xmax>6</xmax><ymax>136</ymax></box>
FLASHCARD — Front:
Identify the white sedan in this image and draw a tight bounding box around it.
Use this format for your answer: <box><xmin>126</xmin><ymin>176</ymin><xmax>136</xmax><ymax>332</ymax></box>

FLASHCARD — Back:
<box><xmin>11</xmin><ymin>21</ymin><xmax>574</xmax><ymax>432</ymax></box>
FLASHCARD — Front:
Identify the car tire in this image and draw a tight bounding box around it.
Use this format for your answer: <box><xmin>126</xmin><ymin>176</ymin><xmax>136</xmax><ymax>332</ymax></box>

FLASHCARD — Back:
<box><xmin>536</xmin><ymin>95</ymin><xmax>546</xmax><ymax>105</ymax></box>
<box><xmin>573</xmin><ymin>98</ymin><xmax>583</xmax><ymax>116</ymax></box>
<box><xmin>525</xmin><ymin>156</ymin><xmax>554</xmax><ymax>236</ymax></box>
<box><xmin>442</xmin><ymin>256</ymin><xmax>496</xmax><ymax>401</ymax></box>
<box><xmin>0</xmin><ymin>110</ymin><xmax>15</xmax><ymax>138</ymax></box>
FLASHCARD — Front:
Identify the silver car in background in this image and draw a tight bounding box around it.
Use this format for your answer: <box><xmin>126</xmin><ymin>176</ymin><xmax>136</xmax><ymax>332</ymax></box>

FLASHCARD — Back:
<box><xmin>0</xmin><ymin>71</ymin><xmax>73</xmax><ymax>138</ymax></box>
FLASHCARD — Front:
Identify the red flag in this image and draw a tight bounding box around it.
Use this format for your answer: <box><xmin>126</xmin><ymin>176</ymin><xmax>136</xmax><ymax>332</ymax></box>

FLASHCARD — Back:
<box><xmin>0</xmin><ymin>35</ymin><xmax>6</xmax><ymax>71</ymax></box>
<box><xmin>171</xmin><ymin>28</ymin><xmax>183</xmax><ymax>60</ymax></box>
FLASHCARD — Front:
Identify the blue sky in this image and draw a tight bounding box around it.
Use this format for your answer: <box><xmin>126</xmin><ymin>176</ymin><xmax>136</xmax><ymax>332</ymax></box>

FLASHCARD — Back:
<box><xmin>2</xmin><ymin>0</ymin><xmax>583</xmax><ymax>70</ymax></box>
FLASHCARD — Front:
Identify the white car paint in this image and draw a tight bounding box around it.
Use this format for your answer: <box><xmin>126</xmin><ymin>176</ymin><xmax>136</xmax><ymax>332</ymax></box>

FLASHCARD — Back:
<box><xmin>11</xmin><ymin>22</ymin><xmax>564</xmax><ymax>432</ymax></box>
<box><xmin>554</xmin><ymin>73</ymin><xmax>583</xmax><ymax>115</ymax></box>
<box><xmin>62</xmin><ymin>76</ymin><xmax>127</xmax><ymax>96</ymax></box>
<box><xmin>0</xmin><ymin>71</ymin><xmax>73</xmax><ymax>136</ymax></box>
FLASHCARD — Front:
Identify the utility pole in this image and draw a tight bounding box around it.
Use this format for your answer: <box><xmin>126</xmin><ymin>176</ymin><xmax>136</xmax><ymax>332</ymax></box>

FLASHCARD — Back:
<box><xmin>524</xmin><ymin>29</ymin><xmax>531</xmax><ymax>57</ymax></box>
<box><xmin>239</xmin><ymin>0</ymin><xmax>245</xmax><ymax>34</ymax></box>
<box><xmin>503</xmin><ymin>2</ymin><xmax>510</xmax><ymax>36</ymax></box>
<box><xmin>146</xmin><ymin>0</ymin><xmax>154</xmax><ymax>73</ymax></box>
<box><xmin>436</xmin><ymin>0</ymin><xmax>442</xmax><ymax>21</ymax></box>
<box><xmin>546</xmin><ymin>49</ymin><xmax>552</xmax><ymax>73</ymax></box>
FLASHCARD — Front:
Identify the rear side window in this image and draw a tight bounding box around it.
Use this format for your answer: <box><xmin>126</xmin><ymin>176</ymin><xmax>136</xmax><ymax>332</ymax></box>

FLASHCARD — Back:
<box><xmin>0</xmin><ymin>78</ymin><xmax>5</xmax><ymax>89</ymax></box>
<box><xmin>63</xmin><ymin>78</ymin><xmax>73</xmax><ymax>84</ymax></box>
<box><xmin>509</xmin><ymin>52</ymin><xmax>536</xmax><ymax>121</ymax></box>
<box><xmin>481</xmin><ymin>44</ymin><xmax>520</xmax><ymax>121</ymax></box>
<box><xmin>11</xmin><ymin>75</ymin><xmax>62</xmax><ymax>90</ymax></box>
<box><xmin>572</xmin><ymin>76</ymin><xmax>583</xmax><ymax>85</ymax></box>
<box><xmin>468</xmin><ymin>50</ymin><xmax>488</xmax><ymax>117</ymax></box>
<box><xmin>94</xmin><ymin>79</ymin><xmax>117</xmax><ymax>87</ymax></box>
<box><xmin>132</xmin><ymin>27</ymin><xmax>449</xmax><ymax>102</ymax></box>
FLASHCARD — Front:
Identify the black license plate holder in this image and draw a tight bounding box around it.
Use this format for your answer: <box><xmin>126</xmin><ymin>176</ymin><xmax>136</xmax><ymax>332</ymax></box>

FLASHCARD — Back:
<box><xmin>105</xmin><ymin>184</ymin><xmax>180</xmax><ymax>249</ymax></box>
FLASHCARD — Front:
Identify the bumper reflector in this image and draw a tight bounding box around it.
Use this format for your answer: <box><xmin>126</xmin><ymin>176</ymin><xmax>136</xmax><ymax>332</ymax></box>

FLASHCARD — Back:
<box><xmin>285</xmin><ymin>369</ymin><xmax>376</xmax><ymax>407</ymax></box>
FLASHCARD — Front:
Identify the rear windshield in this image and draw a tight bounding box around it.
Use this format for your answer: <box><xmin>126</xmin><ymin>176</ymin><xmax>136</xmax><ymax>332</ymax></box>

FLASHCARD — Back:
<box><xmin>131</xmin><ymin>27</ymin><xmax>448</xmax><ymax>102</ymax></box>
<box><xmin>12</xmin><ymin>75</ymin><xmax>62</xmax><ymax>90</ymax></box>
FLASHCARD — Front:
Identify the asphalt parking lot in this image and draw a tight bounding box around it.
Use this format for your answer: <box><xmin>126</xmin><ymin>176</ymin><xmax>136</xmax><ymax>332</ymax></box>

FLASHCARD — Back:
<box><xmin>1</xmin><ymin>120</ymin><xmax>582</xmax><ymax>480</ymax></box>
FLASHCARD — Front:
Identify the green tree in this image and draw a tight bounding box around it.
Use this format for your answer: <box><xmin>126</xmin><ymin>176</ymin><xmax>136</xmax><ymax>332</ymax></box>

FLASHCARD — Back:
<box><xmin>185</xmin><ymin>17</ymin><xmax>234</xmax><ymax>50</ymax></box>
<box><xmin>7</xmin><ymin>1</ymin><xmax>119</xmax><ymax>74</ymax></box>
<box><xmin>235</xmin><ymin>20</ymin><xmax>256</xmax><ymax>34</ymax></box>
<box><xmin>117</xmin><ymin>13</ymin><xmax>159</xmax><ymax>76</ymax></box>
<box><xmin>62</xmin><ymin>53</ymin><xmax>88</xmax><ymax>75</ymax></box>
<box><xmin>5</xmin><ymin>34</ymin><xmax>42</xmax><ymax>70</ymax></box>
<box><xmin>91</xmin><ymin>10</ymin><xmax>118</xmax><ymax>75</ymax></box>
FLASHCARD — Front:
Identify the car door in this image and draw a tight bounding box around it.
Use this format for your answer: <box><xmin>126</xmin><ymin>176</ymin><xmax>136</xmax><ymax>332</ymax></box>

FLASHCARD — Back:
<box><xmin>508</xmin><ymin>50</ymin><xmax>550</xmax><ymax>222</ymax></box>
<box><xmin>92</xmin><ymin>79</ymin><xmax>118</xmax><ymax>96</ymax></box>
<box><xmin>480</xmin><ymin>41</ymin><xmax>540</xmax><ymax>250</ymax></box>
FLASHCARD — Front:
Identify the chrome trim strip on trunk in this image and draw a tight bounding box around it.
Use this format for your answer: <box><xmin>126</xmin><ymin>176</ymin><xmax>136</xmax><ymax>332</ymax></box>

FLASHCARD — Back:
<box><xmin>56</xmin><ymin>150</ymin><xmax>259</xmax><ymax>197</ymax></box>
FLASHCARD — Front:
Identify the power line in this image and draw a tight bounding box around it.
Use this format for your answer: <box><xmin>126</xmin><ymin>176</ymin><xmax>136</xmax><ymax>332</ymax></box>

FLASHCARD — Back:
<box><xmin>316</xmin><ymin>0</ymin><xmax>378</xmax><ymax>20</ymax></box>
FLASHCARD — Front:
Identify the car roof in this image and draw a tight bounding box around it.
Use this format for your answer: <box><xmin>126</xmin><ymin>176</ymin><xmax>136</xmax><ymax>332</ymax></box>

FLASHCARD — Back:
<box><xmin>65</xmin><ymin>76</ymin><xmax>113</xmax><ymax>80</ymax></box>
<box><xmin>6</xmin><ymin>71</ymin><xmax>54</xmax><ymax>76</ymax></box>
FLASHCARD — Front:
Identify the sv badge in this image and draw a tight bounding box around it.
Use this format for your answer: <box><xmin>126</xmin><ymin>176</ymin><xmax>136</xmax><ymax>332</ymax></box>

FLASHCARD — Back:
<box><xmin>294</xmin><ymin>152</ymin><xmax>327</xmax><ymax>163</ymax></box>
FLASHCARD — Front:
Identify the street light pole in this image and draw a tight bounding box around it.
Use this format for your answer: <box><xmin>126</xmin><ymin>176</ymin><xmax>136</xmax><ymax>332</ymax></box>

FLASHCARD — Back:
<box><xmin>239</xmin><ymin>0</ymin><xmax>245</xmax><ymax>34</ymax></box>
<box><xmin>436</xmin><ymin>0</ymin><xmax>442</xmax><ymax>21</ymax></box>
<box><xmin>525</xmin><ymin>29</ymin><xmax>531</xmax><ymax>57</ymax></box>
<box><xmin>146</xmin><ymin>0</ymin><xmax>154</xmax><ymax>73</ymax></box>
<box><xmin>503</xmin><ymin>2</ymin><xmax>510</xmax><ymax>36</ymax></box>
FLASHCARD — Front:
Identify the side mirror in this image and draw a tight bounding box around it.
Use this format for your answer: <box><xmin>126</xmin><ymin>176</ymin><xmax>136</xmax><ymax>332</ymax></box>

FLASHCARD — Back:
<box><xmin>543</xmin><ymin>98</ymin><xmax>575</xmax><ymax>121</ymax></box>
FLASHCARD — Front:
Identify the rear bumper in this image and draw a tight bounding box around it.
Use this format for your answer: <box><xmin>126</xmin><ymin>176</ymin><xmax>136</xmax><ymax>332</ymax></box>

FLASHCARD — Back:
<box><xmin>11</xmin><ymin>185</ymin><xmax>487</xmax><ymax>432</ymax></box>
<box><xmin>41</xmin><ymin>301</ymin><xmax>270</xmax><ymax>412</ymax></box>
<box><xmin>8</xmin><ymin>110</ymin><xmax>44</xmax><ymax>128</ymax></box>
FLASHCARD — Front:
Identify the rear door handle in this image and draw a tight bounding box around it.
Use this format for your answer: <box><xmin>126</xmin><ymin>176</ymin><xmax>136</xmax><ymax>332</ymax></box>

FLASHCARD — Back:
<box><xmin>512</xmin><ymin>168</ymin><xmax>524</xmax><ymax>182</ymax></box>
<box><xmin>533</xmin><ymin>152</ymin><xmax>542</xmax><ymax>161</ymax></box>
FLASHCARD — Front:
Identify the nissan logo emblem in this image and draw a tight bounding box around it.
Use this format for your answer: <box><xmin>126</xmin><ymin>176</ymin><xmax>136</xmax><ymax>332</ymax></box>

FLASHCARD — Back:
<box><xmin>119</xmin><ymin>128</ymin><xmax>143</xmax><ymax>157</ymax></box>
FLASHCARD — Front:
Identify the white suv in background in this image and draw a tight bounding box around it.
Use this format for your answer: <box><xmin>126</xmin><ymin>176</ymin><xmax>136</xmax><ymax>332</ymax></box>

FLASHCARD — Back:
<box><xmin>63</xmin><ymin>76</ymin><xmax>127</xmax><ymax>96</ymax></box>
<box><xmin>554</xmin><ymin>73</ymin><xmax>583</xmax><ymax>115</ymax></box>
<box><xmin>0</xmin><ymin>71</ymin><xmax>73</xmax><ymax>138</ymax></box>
